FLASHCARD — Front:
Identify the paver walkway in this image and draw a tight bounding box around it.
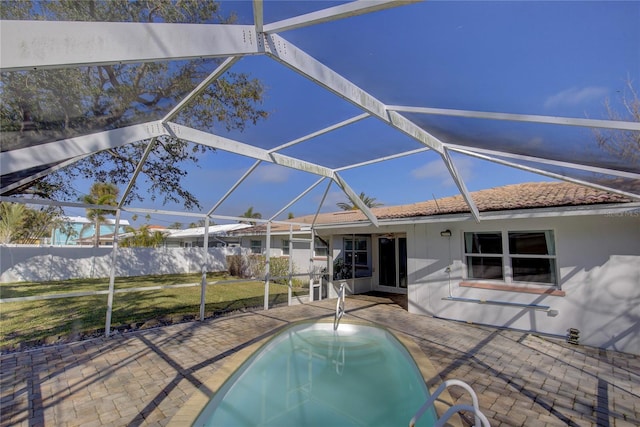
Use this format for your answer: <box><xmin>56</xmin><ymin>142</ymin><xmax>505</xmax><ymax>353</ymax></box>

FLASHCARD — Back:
<box><xmin>1</xmin><ymin>294</ymin><xmax>639</xmax><ymax>426</ymax></box>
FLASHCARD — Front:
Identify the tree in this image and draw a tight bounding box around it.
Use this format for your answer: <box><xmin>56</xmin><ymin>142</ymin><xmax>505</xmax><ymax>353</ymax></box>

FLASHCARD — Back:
<box><xmin>167</xmin><ymin>222</ymin><xmax>183</xmax><ymax>230</ymax></box>
<box><xmin>188</xmin><ymin>219</ymin><xmax>208</xmax><ymax>228</ymax></box>
<box><xmin>0</xmin><ymin>202</ymin><xmax>63</xmax><ymax>244</ymax></box>
<box><xmin>0</xmin><ymin>1</ymin><xmax>268</xmax><ymax>210</ymax></box>
<box><xmin>82</xmin><ymin>182</ymin><xmax>119</xmax><ymax>247</ymax></box>
<box><xmin>240</xmin><ymin>207</ymin><xmax>262</xmax><ymax>225</ymax></box>
<box><xmin>336</xmin><ymin>192</ymin><xmax>384</xmax><ymax>211</ymax></box>
<box><xmin>0</xmin><ymin>202</ymin><xmax>26</xmax><ymax>244</ymax></box>
<box><xmin>594</xmin><ymin>78</ymin><xmax>640</xmax><ymax>168</ymax></box>
<box><xmin>120</xmin><ymin>224</ymin><xmax>166</xmax><ymax>248</ymax></box>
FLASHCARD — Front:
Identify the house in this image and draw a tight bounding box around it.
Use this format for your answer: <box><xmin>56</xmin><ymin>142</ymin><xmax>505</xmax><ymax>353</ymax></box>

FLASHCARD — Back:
<box><xmin>230</xmin><ymin>182</ymin><xmax>640</xmax><ymax>355</ymax></box>
<box><xmin>50</xmin><ymin>216</ymin><xmax>130</xmax><ymax>246</ymax></box>
<box><xmin>163</xmin><ymin>223</ymin><xmax>252</xmax><ymax>248</ymax></box>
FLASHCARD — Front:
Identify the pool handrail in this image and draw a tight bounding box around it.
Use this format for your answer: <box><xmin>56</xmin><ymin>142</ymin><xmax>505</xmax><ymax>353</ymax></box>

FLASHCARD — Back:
<box><xmin>333</xmin><ymin>282</ymin><xmax>346</xmax><ymax>330</ymax></box>
<box><xmin>409</xmin><ymin>379</ymin><xmax>490</xmax><ymax>427</ymax></box>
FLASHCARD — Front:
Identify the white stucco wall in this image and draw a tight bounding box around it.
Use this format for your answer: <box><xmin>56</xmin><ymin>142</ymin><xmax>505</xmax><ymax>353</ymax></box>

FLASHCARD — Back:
<box><xmin>0</xmin><ymin>246</ymin><xmax>244</xmax><ymax>283</ymax></box>
<box><xmin>406</xmin><ymin>214</ymin><xmax>640</xmax><ymax>355</ymax></box>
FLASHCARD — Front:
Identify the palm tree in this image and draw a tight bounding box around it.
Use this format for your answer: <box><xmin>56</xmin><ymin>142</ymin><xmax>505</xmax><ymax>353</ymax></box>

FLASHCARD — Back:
<box><xmin>120</xmin><ymin>224</ymin><xmax>166</xmax><ymax>248</ymax></box>
<box><xmin>188</xmin><ymin>219</ymin><xmax>209</xmax><ymax>228</ymax></box>
<box><xmin>336</xmin><ymin>192</ymin><xmax>384</xmax><ymax>211</ymax></box>
<box><xmin>82</xmin><ymin>182</ymin><xmax>119</xmax><ymax>247</ymax></box>
<box><xmin>240</xmin><ymin>206</ymin><xmax>262</xmax><ymax>225</ymax></box>
<box><xmin>0</xmin><ymin>202</ymin><xmax>26</xmax><ymax>244</ymax></box>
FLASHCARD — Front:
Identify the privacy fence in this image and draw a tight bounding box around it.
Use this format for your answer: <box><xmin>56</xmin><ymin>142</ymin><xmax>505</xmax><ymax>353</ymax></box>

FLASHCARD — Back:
<box><xmin>0</xmin><ymin>246</ymin><xmax>242</xmax><ymax>283</ymax></box>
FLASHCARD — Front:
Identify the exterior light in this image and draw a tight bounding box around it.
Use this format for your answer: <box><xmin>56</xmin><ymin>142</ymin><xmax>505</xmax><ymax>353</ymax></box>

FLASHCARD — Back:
<box><xmin>440</xmin><ymin>229</ymin><xmax>452</xmax><ymax>237</ymax></box>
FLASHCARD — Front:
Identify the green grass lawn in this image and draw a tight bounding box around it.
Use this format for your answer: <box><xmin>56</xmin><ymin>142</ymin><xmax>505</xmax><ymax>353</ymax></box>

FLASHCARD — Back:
<box><xmin>0</xmin><ymin>273</ymin><xmax>309</xmax><ymax>351</ymax></box>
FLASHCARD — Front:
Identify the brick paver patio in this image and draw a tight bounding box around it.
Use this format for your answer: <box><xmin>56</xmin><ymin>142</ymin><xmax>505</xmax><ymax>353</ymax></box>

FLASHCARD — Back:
<box><xmin>1</xmin><ymin>294</ymin><xmax>639</xmax><ymax>426</ymax></box>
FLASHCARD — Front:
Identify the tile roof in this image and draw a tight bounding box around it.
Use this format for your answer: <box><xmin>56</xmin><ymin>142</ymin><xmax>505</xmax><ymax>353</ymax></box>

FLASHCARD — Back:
<box><xmin>234</xmin><ymin>182</ymin><xmax>633</xmax><ymax>234</ymax></box>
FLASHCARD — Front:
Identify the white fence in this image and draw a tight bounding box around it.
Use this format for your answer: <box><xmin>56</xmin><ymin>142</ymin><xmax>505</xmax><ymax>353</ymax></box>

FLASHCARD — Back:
<box><xmin>0</xmin><ymin>245</ymin><xmax>246</xmax><ymax>283</ymax></box>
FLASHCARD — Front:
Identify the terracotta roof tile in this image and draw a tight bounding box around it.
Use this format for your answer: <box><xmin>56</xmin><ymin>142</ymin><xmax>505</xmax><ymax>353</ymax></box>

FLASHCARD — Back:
<box><xmin>234</xmin><ymin>182</ymin><xmax>632</xmax><ymax>233</ymax></box>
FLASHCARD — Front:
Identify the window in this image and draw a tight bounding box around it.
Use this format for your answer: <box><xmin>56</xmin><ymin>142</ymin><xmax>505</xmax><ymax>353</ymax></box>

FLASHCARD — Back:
<box><xmin>250</xmin><ymin>240</ymin><xmax>262</xmax><ymax>254</ymax></box>
<box><xmin>464</xmin><ymin>230</ymin><xmax>557</xmax><ymax>285</ymax></box>
<box><xmin>282</xmin><ymin>239</ymin><xmax>290</xmax><ymax>256</ymax></box>
<box><xmin>508</xmin><ymin>231</ymin><xmax>556</xmax><ymax>284</ymax></box>
<box><xmin>343</xmin><ymin>236</ymin><xmax>370</xmax><ymax>278</ymax></box>
<box><xmin>314</xmin><ymin>237</ymin><xmax>328</xmax><ymax>257</ymax></box>
<box><xmin>464</xmin><ymin>232</ymin><xmax>504</xmax><ymax>280</ymax></box>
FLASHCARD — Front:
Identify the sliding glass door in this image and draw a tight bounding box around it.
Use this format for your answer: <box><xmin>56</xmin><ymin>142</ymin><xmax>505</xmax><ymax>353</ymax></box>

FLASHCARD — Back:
<box><xmin>378</xmin><ymin>236</ymin><xmax>407</xmax><ymax>289</ymax></box>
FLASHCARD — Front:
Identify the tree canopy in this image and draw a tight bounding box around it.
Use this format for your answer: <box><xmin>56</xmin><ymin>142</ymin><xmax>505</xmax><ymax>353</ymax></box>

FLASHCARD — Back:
<box><xmin>336</xmin><ymin>192</ymin><xmax>384</xmax><ymax>211</ymax></box>
<box><xmin>0</xmin><ymin>202</ymin><xmax>62</xmax><ymax>244</ymax></box>
<box><xmin>0</xmin><ymin>0</ymin><xmax>268</xmax><ymax>210</ymax></box>
<box><xmin>240</xmin><ymin>206</ymin><xmax>262</xmax><ymax>225</ymax></box>
<box><xmin>120</xmin><ymin>224</ymin><xmax>166</xmax><ymax>248</ymax></box>
<box><xmin>82</xmin><ymin>182</ymin><xmax>119</xmax><ymax>247</ymax></box>
<box><xmin>594</xmin><ymin>78</ymin><xmax>640</xmax><ymax>169</ymax></box>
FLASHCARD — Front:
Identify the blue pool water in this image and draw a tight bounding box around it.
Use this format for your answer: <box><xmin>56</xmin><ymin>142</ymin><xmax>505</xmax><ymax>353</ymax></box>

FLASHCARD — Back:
<box><xmin>193</xmin><ymin>322</ymin><xmax>437</xmax><ymax>426</ymax></box>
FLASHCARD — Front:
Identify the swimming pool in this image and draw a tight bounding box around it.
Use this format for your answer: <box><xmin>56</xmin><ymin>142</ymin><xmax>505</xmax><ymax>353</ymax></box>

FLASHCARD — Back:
<box><xmin>191</xmin><ymin>321</ymin><xmax>437</xmax><ymax>426</ymax></box>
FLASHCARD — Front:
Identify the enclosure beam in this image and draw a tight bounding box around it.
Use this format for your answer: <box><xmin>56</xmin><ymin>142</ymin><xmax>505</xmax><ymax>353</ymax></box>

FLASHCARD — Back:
<box><xmin>309</xmin><ymin>228</ymin><xmax>317</xmax><ymax>301</ymax></box>
<box><xmin>0</xmin><ymin>122</ymin><xmax>166</xmax><ymax>175</ymax></box>
<box><xmin>264</xmin><ymin>34</ymin><xmax>388</xmax><ymax>121</ymax></box>
<box><xmin>163</xmin><ymin>57</ymin><xmax>241</xmax><ymax>123</ymax></box>
<box><xmin>262</xmin><ymin>33</ymin><xmax>483</xmax><ymax>218</ymax></box>
<box><xmin>165</xmin><ymin>123</ymin><xmax>336</xmax><ymax>178</ymax></box>
<box><xmin>311</xmin><ymin>180</ymin><xmax>334</xmax><ymax>228</ymax></box>
<box><xmin>263</xmin><ymin>1</ymin><xmax>417</xmax><ymax>33</ymax></box>
<box><xmin>253</xmin><ymin>0</ymin><xmax>264</xmax><ymax>33</ymax></box>
<box><xmin>387</xmin><ymin>105</ymin><xmax>640</xmax><ymax>132</ymax></box>
<box><xmin>264</xmin><ymin>222</ymin><xmax>271</xmax><ymax>310</ymax></box>
<box><xmin>446</xmin><ymin>144</ymin><xmax>640</xmax><ymax>180</ymax></box>
<box><xmin>268</xmin><ymin>113</ymin><xmax>370</xmax><ymax>153</ymax></box>
<box><xmin>1</xmin><ymin>21</ymin><xmax>260</xmax><ymax>71</ymax></box>
<box><xmin>118</xmin><ymin>138</ymin><xmax>158</xmax><ymax>209</ymax></box>
<box><xmin>334</xmin><ymin>147</ymin><xmax>430</xmax><ymax>172</ymax></box>
<box><xmin>333</xmin><ymin>172</ymin><xmax>379</xmax><ymax>227</ymax></box>
<box><xmin>105</xmin><ymin>210</ymin><xmax>122</xmax><ymax>337</ymax></box>
<box><xmin>208</xmin><ymin>160</ymin><xmax>263</xmax><ymax>215</ymax></box>
<box><xmin>440</xmin><ymin>149</ymin><xmax>480</xmax><ymax>222</ymax></box>
<box><xmin>0</xmin><ymin>155</ymin><xmax>90</xmax><ymax>195</ymax></box>
<box><xmin>449</xmin><ymin>147</ymin><xmax>640</xmax><ymax>201</ymax></box>
<box><xmin>288</xmin><ymin>225</ymin><xmax>293</xmax><ymax>306</ymax></box>
<box><xmin>269</xmin><ymin>177</ymin><xmax>327</xmax><ymax>221</ymax></box>
<box><xmin>200</xmin><ymin>217</ymin><xmax>210</xmax><ymax>321</ymax></box>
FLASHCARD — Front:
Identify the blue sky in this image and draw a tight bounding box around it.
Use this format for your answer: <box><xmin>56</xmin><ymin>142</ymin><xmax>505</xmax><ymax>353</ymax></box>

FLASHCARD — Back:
<box><xmin>64</xmin><ymin>1</ymin><xmax>639</xmax><ymax>227</ymax></box>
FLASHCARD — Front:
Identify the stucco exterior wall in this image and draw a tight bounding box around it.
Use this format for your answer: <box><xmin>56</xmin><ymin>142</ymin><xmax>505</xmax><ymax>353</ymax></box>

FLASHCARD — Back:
<box><xmin>406</xmin><ymin>214</ymin><xmax>640</xmax><ymax>355</ymax></box>
<box><xmin>0</xmin><ymin>246</ymin><xmax>244</xmax><ymax>283</ymax></box>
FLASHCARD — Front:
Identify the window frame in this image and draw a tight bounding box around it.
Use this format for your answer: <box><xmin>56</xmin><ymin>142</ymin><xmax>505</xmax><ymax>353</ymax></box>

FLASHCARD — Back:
<box><xmin>463</xmin><ymin>229</ymin><xmax>558</xmax><ymax>286</ymax></box>
<box><xmin>342</xmin><ymin>236</ymin><xmax>371</xmax><ymax>278</ymax></box>
<box><xmin>314</xmin><ymin>237</ymin><xmax>328</xmax><ymax>258</ymax></box>
<box><xmin>250</xmin><ymin>239</ymin><xmax>262</xmax><ymax>254</ymax></box>
<box><xmin>282</xmin><ymin>239</ymin><xmax>290</xmax><ymax>256</ymax></box>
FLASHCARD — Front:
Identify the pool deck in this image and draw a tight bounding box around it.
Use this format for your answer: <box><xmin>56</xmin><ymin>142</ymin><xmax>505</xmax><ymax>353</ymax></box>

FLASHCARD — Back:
<box><xmin>1</xmin><ymin>294</ymin><xmax>639</xmax><ymax>426</ymax></box>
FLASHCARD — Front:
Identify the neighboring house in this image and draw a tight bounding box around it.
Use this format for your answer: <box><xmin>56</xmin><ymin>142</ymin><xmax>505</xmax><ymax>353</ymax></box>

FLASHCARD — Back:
<box><xmin>230</xmin><ymin>182</ymin><xmax>640</xmax><ymax>355</ymax></box>
<box><xmin>163</xmin><ymin>223</ymin><xmax>252</xmax><ymax>248</ymax></box>
<box><xmin>50</xmin><ymin>216</ymin><xmax>130</xmax><ymax>246</ymax></box>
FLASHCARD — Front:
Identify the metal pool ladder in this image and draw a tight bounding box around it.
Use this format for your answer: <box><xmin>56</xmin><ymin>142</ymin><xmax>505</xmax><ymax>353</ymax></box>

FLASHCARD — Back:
<box><xmin>409</xmin><ymin>379</ymin><xmax>491</xmax><ymax>427</ymax></box>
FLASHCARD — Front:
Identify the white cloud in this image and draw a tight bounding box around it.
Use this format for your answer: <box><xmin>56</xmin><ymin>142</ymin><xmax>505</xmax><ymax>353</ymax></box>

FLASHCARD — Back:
<box><xmin>319</xmin><ymin>191</ymin><xmax>348</xmax><ymax>210</ymax></box>
<box><xmin>411</xmin><ymin>157</ymin><xmax>473</xmax><ymax>187</ymax></box>
<box><xmin>544</xmin><ymin>86</ymin><xmax>608</xmax><ymax>109</ymax></box>
<box><xmin>253</xmin><ymin>164</ymin><xmax>291</xmax><ymax>183</ymax></box>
